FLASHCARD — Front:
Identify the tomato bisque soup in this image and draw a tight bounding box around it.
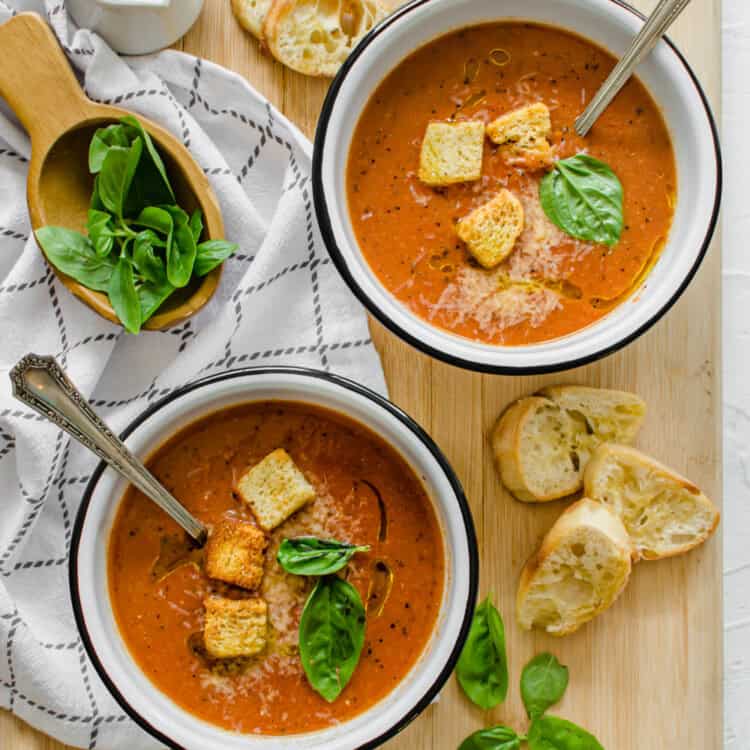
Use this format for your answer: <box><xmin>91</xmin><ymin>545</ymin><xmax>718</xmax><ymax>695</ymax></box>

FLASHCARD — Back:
<box><xmin>347</xmin><ymin>22</ymin><xmax>677</xmax><ymax>345</ymax></box>
<box><xmin>108</xmin><ymin>401</ymin><xmax>444</xmax><ymax>735</ymax></box>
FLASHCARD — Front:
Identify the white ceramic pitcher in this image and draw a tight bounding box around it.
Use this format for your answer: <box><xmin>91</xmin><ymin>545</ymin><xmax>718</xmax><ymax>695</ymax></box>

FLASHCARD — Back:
<box><xmin>67</xmin><ymin>0</ymin><xmax>203</xmax><ymax>55</ymax></box>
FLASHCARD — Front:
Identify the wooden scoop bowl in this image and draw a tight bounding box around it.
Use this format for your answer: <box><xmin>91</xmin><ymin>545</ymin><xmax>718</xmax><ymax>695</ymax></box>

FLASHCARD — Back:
<box><xmin>0</xmin><ymin>12</ymin><xmax>224</xmax><ymax>330</ymax></box>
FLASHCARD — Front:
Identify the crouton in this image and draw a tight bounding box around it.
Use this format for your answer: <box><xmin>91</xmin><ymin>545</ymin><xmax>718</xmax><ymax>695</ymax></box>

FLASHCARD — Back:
<box><xmin>456</xmin><ymin>189</ymin><xmax>524</xmax><ymax>268</ymax></box>
<box><xmin>418</xmin><ymin>121</ymin><xmax>485</xmax><ymax>186</ymax></box>
<box><xmin>205</xmin><ymin>519</ymin><xmax>267</xmax><ymax>590</ymax></box>
<box><xmin>203</xmin><ymin>596</ymin><xmax>267</xmax><ymax>659</ymax></box>
<box><xmin>486</xmin><ymin>102</ymin><xmax>553</xmax><ymax>168</ymax></box>
<box><xmin>235</xmin><ymin>448</ymin><xmax>316</xmax><ymax>531</ymax></box>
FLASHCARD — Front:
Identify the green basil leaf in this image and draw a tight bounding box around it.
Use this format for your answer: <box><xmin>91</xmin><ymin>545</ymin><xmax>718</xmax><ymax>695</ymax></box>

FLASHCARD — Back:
<box><xmin>160</xmin><ymin>204</ymin><xmax>190</xmax><ymax>227</ymax></box>
<box><xmin>459</xmin><ymin>726</ymin><xmax>521</xmax><ymax>750</ymax></box>
<box><xmin>90</xmin><ymin>175</ymin><xmax>105</xmax><ymax>211</ymax></box>
<box><xmin>98</xmin><ymin>139</ymin><xmax>143</xmax><ymax>219</ymax></box>
<box><xmin>456</xmin><ymin>595</ymin><xmax>508</xmax><ymax>709</ymax></box>
<box><xmin>278</xmin><ymin>538</ymin><xmax>370</xmax><ymax>576</ymax></box>
<box><xmin>194</xmin><ymin>239</ymin><xmax>238</xmax><ymax>277</ymax></box>
<box><xmin>89</xmin><ymin>123</ymin><xmax>132</xmax><ymax>173</ymax></box>
<box><xmin>527</xmin><ymin>715</ymin><xmax>604</xmax><ymax>750</ymax></box>
<box><xmin>87</xmin><ymin>209</ymin><xmax>117</xmax><ymax>258</ymax></box>
<box><xmin>35</xmin><ymin>227</ymin><xmax>115</xmax><ymax>292</ymax></box>
<box><xmin>134</xmin><ymin>206</ymin><xmax>173</xmax><ymax>238</ymax></box>
<box><xmin>138</xmin><ymin>278</ymin><xmax>175</xmax><ymax>323</ymax></box>
<box><xmin>299</xmin><ymin>577</ymin><xmax>366</xmax><ymax>702</ymax></box>
<box><xmin>189</xmin><ymin>209</ymin><xmax>203</xmax><ymax>243</ymax></box>
<box><xmin>521</xmin><ymin>653</ymin><xmax>569</xmax><ymax>719</ymax></box>
<box><xmin>167</xmin><ymin>222</ymin><xmax>197</xmax><ymax>288</ymax></box>
<box><xmin>120</xmin><ymin>115</ymin><xmax>176</xmax><ymax>203</ymax></box>
<box><xmin>108</xmin><ymin>256</ymin><xmax>141</xmax><ymax>334</ymax></box>
<box><xmin>133</xmin><ymin>230</ymin><xmax>167</xmax><ymax>284</ymax></box>
<box><xmin>539</xmin><ymin>154</ymin><xmax>623</xmax><ymax>246</ymax></box>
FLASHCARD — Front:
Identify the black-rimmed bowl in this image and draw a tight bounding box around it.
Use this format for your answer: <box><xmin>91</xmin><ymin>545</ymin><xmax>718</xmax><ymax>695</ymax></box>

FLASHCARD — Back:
<box><xmin>313</xmin><ymin>0</ymin><xmax>721</xmax><ymax>374</ymax></box>
<box><xmin>69</xmin><ymin>367</ymin><xmax>478</xmax><ymax>750</ymax></box>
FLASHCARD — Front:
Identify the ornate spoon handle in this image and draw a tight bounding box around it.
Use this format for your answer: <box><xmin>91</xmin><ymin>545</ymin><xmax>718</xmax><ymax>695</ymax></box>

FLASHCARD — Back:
<box><xmin>575</xmin><ymin>0</ymin><xmax>692</xmax><ymax>137</ymax></box>
<box><xmin>9</xmin><ymin>354</ymin><xmax>207</xmax><ymax>544</ymax></box>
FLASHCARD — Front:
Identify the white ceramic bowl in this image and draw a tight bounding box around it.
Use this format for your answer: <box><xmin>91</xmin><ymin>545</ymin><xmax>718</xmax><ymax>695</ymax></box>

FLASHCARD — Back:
<box><xmin>313</xmin><ymin>0</ymin><xmax>721</xmax><ymax>374</ymax></box>
<box><xmin>70</xmin><ymin>367</ymin><xmax>478</xmax><ymax>750</ymax></box>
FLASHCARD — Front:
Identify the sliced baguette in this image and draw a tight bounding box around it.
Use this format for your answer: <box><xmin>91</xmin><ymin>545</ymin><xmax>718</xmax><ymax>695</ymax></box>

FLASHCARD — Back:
<box><xmin>517</xmin><ymin>498</ymin><xmax>632</xmax><ymax>636</ymax></box>
<box><xmin>492</xmin><ymin>385</ymin><xmax>645</xmax><ymax>502</ymax></box>
<box><xmin>584</xmin><ymin>444</ymin><xmax>720</xmax><ymax>560</ymax></box>
<box><xmin>264</xmin><ymin>0</ymin><xmax>387</xmax><ymax>77</ymax></box>
<box><xmin>232</xmin><ymin>0</ymin><xmax>273</xmax><ymax>39</ymax></box>
<box><xmin>492</xmin><ymin>397</ymin><xmax>587</xmax><ymax>503</ymax></box>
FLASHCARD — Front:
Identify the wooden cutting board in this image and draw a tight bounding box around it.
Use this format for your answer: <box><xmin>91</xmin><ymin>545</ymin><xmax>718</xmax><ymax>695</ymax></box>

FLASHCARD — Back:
<box><xmin>0</xmin><ymin>0</ymin><xmax>722</xmax><ymax>748</ymax></box>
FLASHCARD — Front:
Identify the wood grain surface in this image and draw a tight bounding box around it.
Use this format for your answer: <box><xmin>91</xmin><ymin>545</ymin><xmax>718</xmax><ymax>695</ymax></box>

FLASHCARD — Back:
<box><xmin>0</xmin><ymin>0</ymin><xmax>722</xmax><ymax>747</ymax></box>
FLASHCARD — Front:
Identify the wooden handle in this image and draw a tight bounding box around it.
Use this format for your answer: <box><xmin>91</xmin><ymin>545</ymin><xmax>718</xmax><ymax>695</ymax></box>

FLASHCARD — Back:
<box><xmin>0</xmin><ymin>13</ymin><xmax>92</xmax><ymax>150</ymax></box>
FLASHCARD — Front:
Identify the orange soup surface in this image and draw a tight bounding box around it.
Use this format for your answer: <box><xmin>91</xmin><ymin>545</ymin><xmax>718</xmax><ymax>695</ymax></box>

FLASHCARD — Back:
<box><xmin>347</xmin><ymin>22</ymin><xmax>677</xmax><ymax>345</ymax></box>
<box><xmin>108</xmin><ymin>402</ymin><xmax>444</xmax><ymax>735</ymax></box>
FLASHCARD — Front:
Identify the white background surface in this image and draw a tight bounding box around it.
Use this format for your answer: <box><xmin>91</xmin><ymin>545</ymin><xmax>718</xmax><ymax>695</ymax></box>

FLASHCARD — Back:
<box><xmin>723</xmin><ymin>1</ymin><xmax>749</xmax><ymax>748</ymax></box>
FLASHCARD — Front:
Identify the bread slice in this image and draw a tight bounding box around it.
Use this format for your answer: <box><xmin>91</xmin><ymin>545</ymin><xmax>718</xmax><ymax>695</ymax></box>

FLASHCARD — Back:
<box><xmin>584</xmin><ymin>444</ymin><xmax>720</xmax><ymax>560</ymax></box>
<box><xmin>203</xmin><ymin>596</ymin><xmax>268</xmax><ymax>658</ymax></box>
<box><xmin>492</xmin><ymin>385</ymin><xmax>646</xmax><ymax>502</ymax></box>
<box><xmin>232</xmin><ymin>0</ymin><xmax>273</xmax><ymax>39</ymax></box>
<box><xmin>486</xmin><ymin>102</ymin><xmax>553</xmax><ymax>169</ymax></box>
<box><xmin>456</xmin><ymin>189</ymin><xmax>525</xmax><ymax>269</ymax></box>
<box><xmin>492</xmin><ymin>397</ymin><xmax>587</xmax><ymax>503</ymax></box>
<box><xmin>517</xmin><ymin>498</ymin><xmax>632</xmax><ymax>636</ymax></box>
<box><xmin>205</xmin><ymin>519</ymin><xmax>267</xmax><ymax>590</ymax></box>
<box><xmin>264</xmin><ymin>0</ymin><xmax>388</xmax><ymax>77</ymax></box>
<box><xmin>235</xmin><ymin>448</ymin><xmax>316</xmax><ymax>531</ymax></box>
<box><xmin>419</xmin><ymin>121</ymin><xmax>485</xmax><ymax>186</ymax></box>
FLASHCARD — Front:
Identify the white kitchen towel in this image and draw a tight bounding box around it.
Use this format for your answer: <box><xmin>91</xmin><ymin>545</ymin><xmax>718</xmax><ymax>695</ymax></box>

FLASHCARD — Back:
<box><xmin>0</xmin><ymin>1</ymin><xmax>387</xmax><ymax>747</ymax></box>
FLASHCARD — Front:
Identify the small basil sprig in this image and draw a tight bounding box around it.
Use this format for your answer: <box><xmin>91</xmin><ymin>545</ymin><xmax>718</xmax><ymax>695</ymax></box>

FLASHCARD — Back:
<box><xmin>521</xmin><ymin>652</ymin><xmax>569</xmax><ymax>719</ymax></box>
<box><xmin>278</xmin><ymin>537</ymin><xmax>370</xmax><ymax>576</ymax></box>
<box><xmin>540</xmin><ymin>154</ymin><xmax>623</xmax><ymax>246</ymax></box>
<box><xmin>298</xmin><ymin>576</ymin><xmax>366</xmax><ymax>702</ymax></box>
<box><xmin>527</xmin><ymin>716</ymin><xmax>604</xmax><ymax>750</ymax></box>
<box><xmin>456</xmin><ymin>595</ymin><xmax>508</xmax><ymax>709</ymax></box>
<box><xmin>36</xmin><ymin>115</ymin><xmax>238</xmax><ymax>333</ymax></box>
<box><xmin>459</xmin><ymin>726</ymin><xmax>522</xmax><ymax>750</ymax></box>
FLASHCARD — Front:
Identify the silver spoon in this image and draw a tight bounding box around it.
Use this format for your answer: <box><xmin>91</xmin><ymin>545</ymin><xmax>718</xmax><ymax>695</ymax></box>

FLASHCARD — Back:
<box><xmin>9</xmin><ymin>354</ymin><xmax>207</xmax><ymax>545</ymax></box>
<box><xmin>575</xmin><ymin>0</ymin><xmax>692</xmax><ymax>137</ymax></box>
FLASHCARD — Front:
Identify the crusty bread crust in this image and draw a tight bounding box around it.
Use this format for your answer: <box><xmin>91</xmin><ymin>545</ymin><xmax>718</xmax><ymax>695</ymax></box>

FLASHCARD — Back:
<box><xmin>232</xmin><ymin>0</ymin><xmax>273</xmax><ymax>39</ymax></box>
<box><xmin>584</xmin><ymin>444</ymin><xmax>720</xmax><ymax>561</ymax></box>
<box><xmin>517</xmin><ymin>498</ymin><xmax>632</xmax><ymax>636</ymax></box>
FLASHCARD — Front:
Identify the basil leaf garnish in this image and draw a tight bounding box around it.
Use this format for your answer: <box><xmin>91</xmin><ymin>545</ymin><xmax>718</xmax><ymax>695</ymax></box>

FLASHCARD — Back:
<box><xmin>98</xmin><ymin>139</ymin><xmax>143</xmax><ymax>219</ymax></box>
<box><xmin>167</xmin><ymin>221</ymin><xmax>197</xmax><ymax>288</ymax></box>
<box><xmin>35</xmin><ymin>227</ymin><xmax>115</xmax><ymax>292</ymax></box>
<box><xmin>88</xmin><ymin>123</ymin><xmax>132</xmax><ymax>173</ymax></box>
<box><xmin>539</xmin><ymin>154</ymin><xmax>623</xmax><ymax>246</ymax></box>
<box><xmin>189</xmin><ymin>209</ymin><xmax>203</xmax><ymax>243</ymax></box>
<box><xmin>194</xmin><ymin>239</ymin><xmax>239</xmax><ymax>277</ymax></box>
<box><xmin>138</xmin><ymin>278</ymin><xmax>175</xmax><ymax>323</ymax></box>
<box><xmin>456</xmin><ymin>595</ymin><xmax>508</xmax><ymax>709</ymax></box>
<box><xmin>527</xmin><ymin>715</ymin><xmax>604</xmax><ymax>750</ymax></box>
<box><xmin>299</xmin><ymin>576</ymin><xmax>366</xmax><ymax>702</ymax></box>
<box><xmin>521</xmin><ymin>652</ymin><xmax>569</xmax><ymax>719</ymax></box>
<box><xmin>120</xmin><ymin>115</ymin><xmax>176</xmax><ymax>204</ymax></box>
<box><xmin>108</xmin><ymin>256</ymin><xmax>141</xmax><ymax>334</ymax></box>
<box><xmin>278</xmin><ymin>538</ymin><xmax>370</xmax><ymax>576</ymax></box>
<box><xmin>459</xmin><ymin>725</ymin><xmax>521</xmax><ymax>750</ymax></box>
<box><xmin>133</xmin><ymin>230</ymin><xmax>167</xmax><ymax>285</ymax></box>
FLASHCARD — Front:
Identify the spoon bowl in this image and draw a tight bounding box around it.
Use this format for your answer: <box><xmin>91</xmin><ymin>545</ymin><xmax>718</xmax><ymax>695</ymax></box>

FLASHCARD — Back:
<box><xmin>0</xmin><ymin>12</ymin><xmax>224</xmax><ymax>329</ymax></box>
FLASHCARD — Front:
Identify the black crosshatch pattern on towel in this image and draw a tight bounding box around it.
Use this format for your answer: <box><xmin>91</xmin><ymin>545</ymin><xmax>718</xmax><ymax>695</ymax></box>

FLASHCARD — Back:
<box><xmin>0</xmin><ymin>11</ymin><xmax>378</xmax><ymax>750</ymax></box>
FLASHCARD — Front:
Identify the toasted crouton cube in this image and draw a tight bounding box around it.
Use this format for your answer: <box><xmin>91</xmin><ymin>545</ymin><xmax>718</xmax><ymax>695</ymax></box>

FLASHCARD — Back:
<box><xmin>486</xmin><ymin>103</ymin><xmax>553</xmax><ymax>168</ymax></box>
<box><xmin>203</xmin><ymin>596</ymin><xmax>267</xmax><ymax>659</ymax></box>
<box><xmin>205</xmin><ymin>519</ymin><xmax>267</xmax><ymax>590</ymax></box>
<box><xmin>456</xmin><ymin>190</ymin><xmax>525</xmax><ymax>268</ymax></box>
<box><xmin>236</xmin><ymin>448</ymin><xmax>315</xmax><ymax>531</ymax></box>
<box><xmin>418</xmin><ymin>121</ymin><xmax>485</xmax><ymax>186</ymax></box>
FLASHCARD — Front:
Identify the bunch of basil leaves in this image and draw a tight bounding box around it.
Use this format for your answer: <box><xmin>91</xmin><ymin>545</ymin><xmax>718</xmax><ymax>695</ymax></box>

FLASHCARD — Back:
<box><xmin>539</xmin><ymin>154</ymin><xmax>624</xmax><ymax>247</ymax></box>
<box><xmin>457</xmin><ymin>598</ymin><xmax>605</xmax><ymax>749</ymax></box>
<box><xmin>35</xmin><ymin>115</ymin><xmax>237</xmax><ymax>334</ymax></box>
<box><xmin>277</xmin><ymin>536</ymin><xmax>370</xmax><ymax>702</ymax></box>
